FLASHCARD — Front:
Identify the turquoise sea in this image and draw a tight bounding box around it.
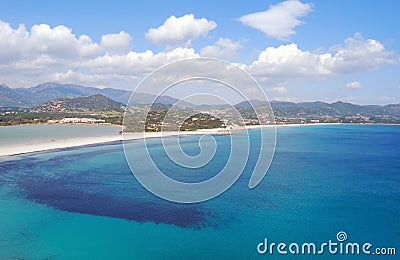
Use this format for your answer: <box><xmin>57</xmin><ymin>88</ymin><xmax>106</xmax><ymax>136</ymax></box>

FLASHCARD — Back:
<box><xmin>0</xmin><ymin>124</ymin><xmax>399</xmax><ymax>259</ymax></box>
<box><xmin>0</xmin><ymin>124</ymin><xmax>122</xmax><ymax>146</ymax></box>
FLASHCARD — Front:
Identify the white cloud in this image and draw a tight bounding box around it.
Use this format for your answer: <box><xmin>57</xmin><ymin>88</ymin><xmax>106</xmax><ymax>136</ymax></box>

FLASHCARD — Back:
<box><xmin>0</xmin><ymin>18</ymin><xmax>398</xmax><ymax>95</ymax></box>
<box><xmin>246</xmin><ymin>34</ymin><xmax>396</xmax><ymax>79</ymax></box>
<box><xmin>328</xmin><ymin>34</ymin><xmax>396</xmax><ymax>73</ymax></box>
<box><xmin>377</xmin><ymin>96</ymin><xmax>400</xmax><ymax>103</ymax></box>
<box><xmin>145</xmin><ymin>14</ymin><xmax>217</xmax><ymax>46</ymax></box>
<box><xmin>101</xmin><ymin>31</ymin><xmax>132</xmax><ymax>55</ymax></box>
<box><xmin>0</xmin><ymin>19</ymin><xmax>201</xmax><ymax>87</ymax></box>
<box><xmin>45</xmin><ymin>47</ymin><xmax>200</xmax><ymax>88</ymax></box>
<box><xmin>238</xmin><ymin>0</ymin><xmax>313</xmax><ymax>40</ymax></box>
<box><xmin>200</xmin><ymin>38</ymin><xmax>242</xmax><ymax>60</ymax></box>
<box><xmin>0</xmin><ymin>22</ymin><xmax>103</xmax><ymax>88</ymax></box>
<box><xmin>273</xmin><ymin>97</ymin><xmax>297</xmax><ymax>102</ymax></box>
<box><xmin>271</xmin><ymin>84</ymin><xmax>288</xmax><ymax>94</ymax></box>
<box><xmin>0</xmin><ymin>20</ymin><xmax>100</xmax><ymax>63</ymax></box>
<box><xmin>0</xmin><ymin>19</ymin><xmax>101</xmax><ymax>78</ymax></box>
<box><xmin>45</xmin><ymin>69</ymin><xmax>139</xmax><ymax>89</ymax></box>
<box><xmin>84</xmin><ymin>47</ymin><xmax>199</xmax><ymax>75</ymax></box>
<box><xmin>247</xmin><ymin>43</ymin><xmax>331</xmax><ymax>78</ymax></box>
<box><xmin>345</xmin><ymin>81</ymin><xmax>362</xmax><ymax>88</ymax></box>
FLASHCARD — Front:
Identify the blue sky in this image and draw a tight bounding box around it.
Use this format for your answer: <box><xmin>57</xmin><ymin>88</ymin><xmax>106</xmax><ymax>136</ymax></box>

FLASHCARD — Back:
<box><xmin>0</xmin><ymin>0</ymin><xmax>399</xmax><ymax>104</ymax></box>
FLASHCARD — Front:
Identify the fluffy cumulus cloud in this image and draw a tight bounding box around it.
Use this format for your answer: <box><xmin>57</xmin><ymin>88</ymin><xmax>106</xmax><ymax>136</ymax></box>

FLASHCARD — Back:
<box><xmin>145</xmin><ymin>14</ymin><xmax>217</xmax><ymax>46</ymax></box>
<box><xmin>83</xmin><ymin>47</ymin><xmax>199</xmax><ymax>75</ymax></box>
<box><xmin>271</xmin><ymin>84</ymin><xmax>289</xmax><ymax>94</ymax></box>
<box><xmin>246</xmin><ymin>34</ymin><xmax>396</xmax><ymax>79</ymax></box>
<box><xmin>345</xmin><ymin>81</ymin><xmax>362</xmax><ymax>88</ymax></box>
<box><xmin>200</xmin><ymin>38</ymin><xmax>242</xmax><ymax>59</ymax></box>
<box><xmin>44</xmin><ymin>47</ymin><xmax>200</xmax><ymax>88</ymax></box>
<box><xmin>0</xmin><ymin>18</ymin><xmax>397</xmax><ymax>92</ymax></box>
<box><xmin>0</xmin><ymin>19</ymin><xmax>200</xmax><ymax>88</ymax></box>
<box><xmin>328</xmin><ymin>34</ymin><xmax>396</xmax><ymax>73</ymax></box>
<box><xmin>238</xmin><ymin>0</ymin><xmax>313</xmax><ymax>40</ymax></box>
<box><xmin>100</xmin><ymin>31</ymin><xmax>132</xmax><ymax>55</ymax></box>
<box><xmin>0</xmin><ymin>20</ymin><xmax>100</xmax><ymax>63</ymax></box>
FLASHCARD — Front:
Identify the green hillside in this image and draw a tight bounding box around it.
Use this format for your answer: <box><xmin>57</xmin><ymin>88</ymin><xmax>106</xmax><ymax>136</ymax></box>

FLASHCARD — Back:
<box><xmin>36</xmin><ymin>94</ymin><xmax>125</xmax><ymax>113</ymax></box>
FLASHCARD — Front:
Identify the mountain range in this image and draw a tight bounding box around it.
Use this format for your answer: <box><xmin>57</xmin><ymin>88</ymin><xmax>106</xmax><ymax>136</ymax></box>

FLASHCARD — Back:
<box><xmin>236</xmin><ymin>100</ymin><xmax>400</xmax><ymax>118</ymax></box>
<box><xmin>0</xmin><ymin>82</ymin><xmax>181</xmax><ymax>107</ymax></box>
<box><xmin>0</xmin><ymin>82</ymin><xmax>399</xmax><ymax>120</ymax></box>
<box><xmin>36</xmin><ymin>94</ymin><xmax>126</xmax><ymax>113</ymax></box>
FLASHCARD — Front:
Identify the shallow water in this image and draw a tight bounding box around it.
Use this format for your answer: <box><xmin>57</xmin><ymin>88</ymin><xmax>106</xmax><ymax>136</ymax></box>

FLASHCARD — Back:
<box><xmin>0</xmin><ymin>124</ymin><xmax>121</xmax><ymax>146</ymax></box>
<box><xmin>0</xmin><ymin>124</ymin><xmax>399</xmax><ymax>259</ymax></box>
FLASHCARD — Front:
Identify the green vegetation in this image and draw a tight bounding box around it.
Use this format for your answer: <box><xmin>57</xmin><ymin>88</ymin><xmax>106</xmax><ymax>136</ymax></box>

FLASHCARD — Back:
<box><xmin>0</xmin><ymin>94</ymin><xmax>125</xmax><ymax>126</ymax></box>
<box><xmin>35</xmin><ymin>94</ymin><xmax>125</xmax><ymax>113</ymax></box>
<box><xmin>1</xmin><ymin>89</ymin><xmax>399</xmax><ymax>129</ymax></box>
<box><xmin>180</xmin><ymin>113</ymin><xmax>224</xmax><ymax>131</ymax></box>
<box><xmin>0</xmin><ymin>112</ymin><xmax>123</xmax><ymax>126</ymax></box>
<box><xmin>233</xmin><ymin>100</ymin><xmax>400</xmax><ymax>124</ymax></box>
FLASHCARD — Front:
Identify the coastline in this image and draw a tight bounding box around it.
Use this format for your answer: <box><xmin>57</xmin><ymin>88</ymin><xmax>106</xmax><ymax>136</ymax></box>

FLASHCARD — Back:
<box><xmin>0</xmin><ymin>128</ymin><xmax>227</xmax><ymax>157</ymax></box>
<box><xmin>0</xmin><ymin>123</ymin><xmax>397</xmax><ymax>158</ymax></box>
<box><xmin>245</xmin><ymin>122</ymin><xmax>342</xmax><ymax>129</ymax></box>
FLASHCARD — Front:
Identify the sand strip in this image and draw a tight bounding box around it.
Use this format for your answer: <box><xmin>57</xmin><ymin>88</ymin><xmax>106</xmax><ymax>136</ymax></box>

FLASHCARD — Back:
<box><xmin>0</xmin><ymin>129</ymin><xmax>227</xmax><ymax>157</ymax></box>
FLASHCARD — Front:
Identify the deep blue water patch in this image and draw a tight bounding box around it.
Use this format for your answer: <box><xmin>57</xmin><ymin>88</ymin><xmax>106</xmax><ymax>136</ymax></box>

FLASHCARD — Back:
<box><xmin>18</xmin><ymin>174</ymin><xmax>211</xmax><ymax>228</ymax></box>
<box><xmin>0</xmin><ymin>143</ymin><xmax>217</xmax><ymax>228</ymax></box>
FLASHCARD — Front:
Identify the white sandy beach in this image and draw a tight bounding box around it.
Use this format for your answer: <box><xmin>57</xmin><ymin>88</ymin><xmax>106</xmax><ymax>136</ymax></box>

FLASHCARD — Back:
<box><xmin>0</xmin><ymin>123</ymin><xmax>375</xmax><ymax>157</ymax></box>
<box><xmin>0</xmin><ymin>128</ymin><xmax>228</xmax><ymax>157</ymax></box>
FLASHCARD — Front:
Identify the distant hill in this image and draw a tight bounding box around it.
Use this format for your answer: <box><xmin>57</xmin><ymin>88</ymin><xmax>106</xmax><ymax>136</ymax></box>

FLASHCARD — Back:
<box><xmin>235</xmin><ymin>100</ymin><xmax>399</xmax><ymax>119</ymax></box>
<box><xmin>235</xmin><ymin>99</ymin><xmax>273</xmax><ymax>108</ymax></box>
<box><xmin>35</xmin><ymin>94</ymin><xmax>125</xmax><ymax>113</ymax></box>
<box><xmin>0</xmin><ymin>82</ymin><xmax>190</xmax><ymax>107</ymax></box>
<box><xmin>0</xmin><ymin>83</ymin><xmax>125</xmax><ymax>106</ymax></box>
<box><xmin>0</xmin><ymin>84</ymin><xmax>31</xmax><ymax>106</ymax></box>
<box><xmin>270</xmin><ymin>100</ymin><xmax>399</xmax><ymax>118</ymax></box>
<box><xmin>382</xmin><ymin>103</ymin><xmax>400</xmax><ymax>118</ymax></box>
<box><xmin>0</xmin><ymin>82</ymin><xmax>399</xmax><ymax>121</ymax></box>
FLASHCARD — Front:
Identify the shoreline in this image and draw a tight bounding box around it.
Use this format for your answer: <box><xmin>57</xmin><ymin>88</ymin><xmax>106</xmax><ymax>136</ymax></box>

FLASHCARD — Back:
<box><xmin>0</xmin><ymin>128</ymin><xmax>227</xmax><ymax>158</ymax></box>
<box><xmin>0</xmin><ymin>123</ymin><xmax>398</xmax><ymax>158</ymax></box>
<box><xmin>0</xmin><ymin>122</ymin><xmax>123</xmax><ymax>128</ymax></box>
<box><xmin>245</xmin><ymin>122</ymin><xmax>342</xmax><ymax>129</ymax></box>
